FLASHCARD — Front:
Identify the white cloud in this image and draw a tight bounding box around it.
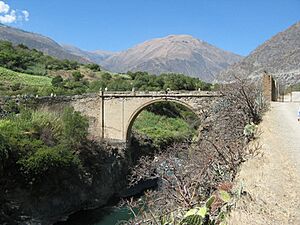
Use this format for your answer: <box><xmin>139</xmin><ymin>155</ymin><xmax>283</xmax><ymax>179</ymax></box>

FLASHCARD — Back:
<box><xmin>0</xmin><ymin>1</ymin><xmax>29</xmax><ymax>24</ymax></box>
<box><xmin>22</xmin><ymin>10</ymin><xmax>29</xmax><ymax>21</ymax></box>
<box><xmin>0</xmin><ymin>9</ymin><xmax>16</xmax><ymax>23</ymax></box>
<box><xmin>0</xmin><ymin>1</ymin><xmax>9</xmax><ymax>14</ymax></box>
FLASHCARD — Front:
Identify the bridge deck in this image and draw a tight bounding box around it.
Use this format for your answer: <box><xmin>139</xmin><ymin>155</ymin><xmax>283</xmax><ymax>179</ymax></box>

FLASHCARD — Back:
<box><xmin>101</xmin><ymin>91</ymin><xmax>222</xmax><ymax>98</ymax></box>
<box><xmin>0</xmin><ymin>91</ymin><xmax>222</xmax><ymax>101</ymax></box>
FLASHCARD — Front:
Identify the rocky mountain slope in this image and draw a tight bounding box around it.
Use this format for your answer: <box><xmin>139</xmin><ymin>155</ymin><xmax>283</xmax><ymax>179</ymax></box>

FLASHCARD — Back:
<box><xmin>0</xmin><ymin>24</ymin><xmax>89</xmax><ymax>63</ymax></box>
<box><xmin>97</xmin><ymin>35</ymin><xmax>242</xmax><ymax>82</ymax></box>
<box><xmin>62</xmin><ymin>44</ymin><xmax>116</xmax><ymax>64</ymax></box>
<box><xmin>219</xmin><ymin>22</ymin><xmax>300</xmax><ymax>85</ymax></box>
<box><xmin>0</xmin><ymin>24</ymin><xmax>243</xmax><ymax>82</ymax></box>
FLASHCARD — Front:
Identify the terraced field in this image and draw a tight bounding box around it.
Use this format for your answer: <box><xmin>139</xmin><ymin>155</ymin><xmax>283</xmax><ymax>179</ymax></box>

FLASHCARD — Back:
<box><xmin>0</xmin><ymin>67</ymin><xmax>52</xmax><ymax>87</ymax></box>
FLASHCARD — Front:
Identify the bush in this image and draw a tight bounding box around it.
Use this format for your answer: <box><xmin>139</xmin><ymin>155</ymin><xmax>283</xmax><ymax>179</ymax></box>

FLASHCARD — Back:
<box><xmin>18</xmin><ymin>145</ymin><xmax>80</xmax><ymax>176</ymax></box>
<box><xmin>0</xmin><ymin>40</ymin><xmax>81</xmax><ymax>75</ymax></box>
<box><xmin>84</xmin><ymin>63</ymin><xmax>101</xmax><ymax>72</ymax></box>
<box><xmin>72</xmin><ymin>71</ymin><xmax>84</xmax><ymax>81</ymax></box>
<box><xmin>102</xmin><ymin>72</ymin><xmax>112</xmax><ymax>80</ymax></box>
<box><xmin>0</xmin><ymin>133</ymin><xmax>9</xmax><ymax>175</ymax></box>
<box><xmin>52</xmin><ymin>75</ymin><xmax>64</xmax><ymax>87</ymax></box>
<box><xmin>133</xmin><ymin>111</ymin><xmax>195</xmax><ymax>147</ymax></box>
<box><xmin>61</xmin><ymin>107</ymin><xmax>89</xmax><ymax>149</ymax></box>
<box><xmin>0</xmin><ymin>108</ymin><xmax>88</xmax><ymax>181</ymax></box>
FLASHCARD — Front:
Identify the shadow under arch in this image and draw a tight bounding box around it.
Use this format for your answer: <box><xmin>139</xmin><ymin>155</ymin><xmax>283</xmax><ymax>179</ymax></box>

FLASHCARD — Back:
<box><xmin>125</xmin><ymin>98</ymin><xmax>200</xmax><ymax>144</ymax></box>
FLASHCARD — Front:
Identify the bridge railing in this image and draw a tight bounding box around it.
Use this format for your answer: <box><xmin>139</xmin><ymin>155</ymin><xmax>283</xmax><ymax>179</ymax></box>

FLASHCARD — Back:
<box><xmin>101</xmin><ymin>90</ymin><xmax>222</xmax><ymax>97</ymax></box>
<box><xmin>0</xmin><ymin>91</ymin><xmax>222</xmax><ymax>104</ymax></box>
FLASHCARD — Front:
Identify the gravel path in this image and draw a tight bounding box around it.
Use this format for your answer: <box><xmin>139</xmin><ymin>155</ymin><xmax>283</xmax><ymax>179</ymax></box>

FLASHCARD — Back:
<box><xmin>228</xmin><ymin>102</ymin><xmax>300</xmax><ymax>225</ymax></box>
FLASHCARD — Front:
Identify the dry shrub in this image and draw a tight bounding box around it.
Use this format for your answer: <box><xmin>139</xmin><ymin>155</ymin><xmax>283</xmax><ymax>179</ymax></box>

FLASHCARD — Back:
<box><xmin>123</xmin><ymin>77</ymin><xmax>266</xmax><ymax>224</ymax></box>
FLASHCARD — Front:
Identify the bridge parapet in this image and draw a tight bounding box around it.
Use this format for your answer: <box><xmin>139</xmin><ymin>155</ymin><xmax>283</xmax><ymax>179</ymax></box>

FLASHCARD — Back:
<box><xmin>102</xmin><ymin>91</ymin><xmax>221</xmax><ymax>98</ymax></box>
<box><xmin>0</xmin><ymin>91</ymin><xmax>221</xmax><ymax>101</ymax></box>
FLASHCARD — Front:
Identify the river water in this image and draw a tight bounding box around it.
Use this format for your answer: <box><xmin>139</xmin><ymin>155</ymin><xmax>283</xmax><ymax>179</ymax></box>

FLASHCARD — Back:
<box><xmin>56</xmin><ymin>180</ymin><xmax>157</xmax><ymax>225</ymax></box>
<box><xmin>56</xmin><ymin>205</ymin><xmax>133</xmax><ymax>225</ymax></box>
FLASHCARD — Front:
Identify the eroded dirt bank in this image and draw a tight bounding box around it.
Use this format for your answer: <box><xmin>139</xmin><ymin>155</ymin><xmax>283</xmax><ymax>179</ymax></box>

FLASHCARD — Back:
<box><xmin>229</xmin><ymin>102</ymin><xmax>300</xmax><ymax>225</ymax></box>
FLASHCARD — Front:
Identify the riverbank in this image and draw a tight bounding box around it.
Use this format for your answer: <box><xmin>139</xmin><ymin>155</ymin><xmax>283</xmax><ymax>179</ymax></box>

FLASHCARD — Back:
<box><xmin>0</xmin><ymin>141</ymin><xmax>130</xmax><ymax>225</ymax></box>
<box><xmin>228</xmin><ymin>102</ymin><xmax>300</xmax><ymax>224</ymax></box>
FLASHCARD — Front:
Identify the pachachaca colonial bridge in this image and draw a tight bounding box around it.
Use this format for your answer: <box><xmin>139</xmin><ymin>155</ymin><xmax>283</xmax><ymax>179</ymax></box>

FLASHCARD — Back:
<box><xmin>31</xmin><ymin>91</ymin><xmax>222</xmax><ymax>143</ymax></box>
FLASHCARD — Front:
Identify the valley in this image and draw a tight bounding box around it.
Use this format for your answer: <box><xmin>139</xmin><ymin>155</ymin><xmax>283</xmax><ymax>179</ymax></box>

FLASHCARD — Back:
<box><xmin>0</xmin><ymin>6</ymin><xmax>299</xmax><ymax>224</ymax></box>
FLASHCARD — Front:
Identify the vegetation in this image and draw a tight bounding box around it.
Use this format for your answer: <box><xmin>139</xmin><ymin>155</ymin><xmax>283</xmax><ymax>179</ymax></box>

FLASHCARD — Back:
<box><xmin>0</xmin><ymin>40</ymin><xmax>79</xmax><ymax>75</ymax></box>
<box><xmin>84</xmin><ymin>63</ymin><xmax>101</xmax><ymax>72</ymax></box>
<box><xmin>123</xmin><ymin>78</ymin><xmax>265</xmax><ymax>224</ymax></box>
<box><xmin>133</xmin><ymin>110</ymin><xmax>195</xmax><ymax>147</ymax></box>
<box><xmin>0</xmin><ymin>107</ymin><xmax>88</xmax><ymax>182</ymax></box>
<box><xmin>0</xmin><ymin>39</ymin><xmax>224</xmax><ymax>224</ymax></box>
<box><xmin>0</xmin><ymin>67</ymin><xmax>51</xmax><ymax>87</ymax></box>
<box><xmin>0</xmin><ymin>67</ymin><xmax>53</xmax><ymax>96</ymax></box>
<box><xmin>132</xmin><ymin>102</ymin><xmax>199</xmax><ymax>147</ymax></box>
<box><xmin>285</xmin><ymin>82</ymin><xmax>300</xmax><ymax>93</ymax></box>
<box><xmin>0</xmin><ymin>66</ymin><xmax>212</xmax><ymax>96</ymax></box>
<box><xmin>0</xmin><ymin>40</ymin><xmax>212</xmax><ymax>97</ymax></box>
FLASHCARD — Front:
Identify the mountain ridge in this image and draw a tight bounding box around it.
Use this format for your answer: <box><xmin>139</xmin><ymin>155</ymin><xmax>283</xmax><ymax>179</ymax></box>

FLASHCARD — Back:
<box><xmin>219</xmin><ymin>21</ymin><xmax>300</xmax><ymax>85</ymax></box>
<box><xmin>0</xmin><ymin>24</ymin><xmax>243</xmax><ymax>82</ymax></box>
<box><xmin>96</xmin><ymin>34</ymin><xmax>243</xmax><ymax>82</ymax></box>
<box><xmin>0</xmin><ymin>24</ymin><xmax>90</xmax><ymax>63</ymax></box>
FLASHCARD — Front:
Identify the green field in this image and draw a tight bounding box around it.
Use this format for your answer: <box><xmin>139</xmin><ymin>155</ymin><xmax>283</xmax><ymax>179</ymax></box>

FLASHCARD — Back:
<box><xmin>0</xmin><ymin>67</ymin><xmax>52</xmax><ymax>87</ymax></box>
<box><xmin>0</xmin><ymin>67</ymin><xmax>52</xmax><ymax>96</ymax></box>
<box><xmin>133</xmin><ymin>110</ymin><xmax>195</xmax><ymax>147</ymax></box>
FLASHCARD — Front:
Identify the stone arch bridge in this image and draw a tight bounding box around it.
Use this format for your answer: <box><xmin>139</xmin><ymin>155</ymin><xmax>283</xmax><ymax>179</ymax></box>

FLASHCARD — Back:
<box><xmin>33</xmin><ymin>91</ymin><xmax>222</xmax><ymax>143</ymax></box>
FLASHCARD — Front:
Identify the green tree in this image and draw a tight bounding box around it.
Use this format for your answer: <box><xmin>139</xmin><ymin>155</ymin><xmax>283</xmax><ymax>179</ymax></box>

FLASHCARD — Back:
<box><xmin>61</xmin><ymin>107</ymin><xmax>89</xmax><ymax>148</ymax></box>
<box><xmin>102</xmin><ymin>72</ymin><xmax>112</xmax><ymax>80</ymax></box>
<box><xmin>85</xmin><ymin>63</ymin><xmax>101</xmax><ymax>71</ymax></box>
<box><xmin>72</xmin><ymin>71</ymin><xmax>84</xmax><ymax>81</ymax></box>
<box><xmin>51</xmin><ymin>75</ymin><xmax>64</xmax><ymax>87</ymax></box>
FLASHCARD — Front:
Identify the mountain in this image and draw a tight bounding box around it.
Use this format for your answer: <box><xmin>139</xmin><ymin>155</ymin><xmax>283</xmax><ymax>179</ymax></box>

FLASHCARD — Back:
<box><xmin>97</xmin><ymin>35</ymin><xmax>242</xmax><ymax>82</ymax></box>
<box><xmin>62</xmin><ymin>44</ymin><xmax>117</xmax><ymax>64</ymax></box>
<box><xmin>0</xmin><ymin>24</ymin><xmax>90</xmax><ymax>63</ymax></box>
<box><xmin>219</xmin><ymin>22</ymin><xmax>300</xmax><ymax>85</ymax></box>
<box><xmin>0</xmin><ymin>24</ymin><xmax>242</xmax><ymax>82</ymax></box>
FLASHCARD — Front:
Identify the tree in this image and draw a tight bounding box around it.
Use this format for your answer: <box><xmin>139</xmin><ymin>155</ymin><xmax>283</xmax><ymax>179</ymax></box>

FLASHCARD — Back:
<box><xmin>61</xmin><ymin>107</ymin><xmax>89</xmax><ymax>149</ymax></box>
<box><xmin>51</xmin><ymin>75</ymin><xmax>64</xmax><ymax>87</ymax></box>
<box><xmin>85</xmin><ymin>63</ymin><xmax>101</xmax><ymax>72</ymax></box>
<box><xmin>102</xmin><ymin>72</ymin><xmax>112</xmax><ymax>80</ymax></box>
<box><xmin>72</xmin><ymin>71</ymin><xmax>84</xmax><ymax>81</ymax></box>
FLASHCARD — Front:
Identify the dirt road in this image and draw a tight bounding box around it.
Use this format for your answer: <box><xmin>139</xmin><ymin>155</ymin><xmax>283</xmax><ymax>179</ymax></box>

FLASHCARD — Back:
<box><xmin>228</xmin><ymin>102</ymin><xmax>300</xmax><ymax>225</ymax></box>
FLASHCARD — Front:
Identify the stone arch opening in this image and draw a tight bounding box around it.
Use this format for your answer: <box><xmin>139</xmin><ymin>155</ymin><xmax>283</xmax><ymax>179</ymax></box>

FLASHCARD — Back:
<box><xmin>125</xmin><ymin>98</ymin><xmax>200</xmax><ymax>144</ymax></box>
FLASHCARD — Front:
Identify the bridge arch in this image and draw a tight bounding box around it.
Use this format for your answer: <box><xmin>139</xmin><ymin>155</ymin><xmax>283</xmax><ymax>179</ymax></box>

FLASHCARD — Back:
<box><xmin>125</xmin><ymin>98</ymin><xmax>200</xmax><ymax>143</ymax></box>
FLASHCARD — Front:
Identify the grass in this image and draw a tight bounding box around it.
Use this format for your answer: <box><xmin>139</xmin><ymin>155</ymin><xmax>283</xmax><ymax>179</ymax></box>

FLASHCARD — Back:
<box><xmin>0</xmin><ymin>66</ymin><xmax>52</xmax><ymax>87</ymax></box>
<box><xmin>133</xmin><ymin>110</ymin><xmax>195</xmax><ymax>146</ymax></box>
<box><xmin>0</xmin><ymin>66</ymin><xmax>53</xmax><ymax>96</ymax></box>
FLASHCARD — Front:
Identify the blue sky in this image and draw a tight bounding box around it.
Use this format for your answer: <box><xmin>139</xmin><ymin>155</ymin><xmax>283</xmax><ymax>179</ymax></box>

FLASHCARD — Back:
<box><xmin>1</xmin><ymin>0</ymin><xmax>300</xmax><ymax>56</ymax></box>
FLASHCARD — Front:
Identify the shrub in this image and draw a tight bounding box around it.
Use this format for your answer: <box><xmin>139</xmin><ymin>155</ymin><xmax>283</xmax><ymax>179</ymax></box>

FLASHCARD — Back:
<box><xmin>72</xmin><ymin>71</ymin><xmax>84</xmax><ymax>81</ymax></box>
<box><xmin>84</xmin><ymin>63</ymin><xmax>101</xmax><ymax>72</ymax></box>
<box><xmin>61</xmin><ymin>107</ymin><xmax>89</xmax><ymax>149</ymax></box>
<box><xmin>102</xmin><ymin>72</ymin><xmax>112</xmax><ymax>80</ymax></box>
<box><xmin>18</xmin><ymin>145</ymin><xmax>80</xmax><ymax>177</ymax></box>
<box><xmin>0</xmin><ymin>133</ymin><xmax>9</xmax><ymax>175</ymax></box>
<box><xmin>133</xmin><ymin>111</ymin><xmax>195</xmax><ymax>147</ymax></box>
<box><xmin>51</xmin><ymin>75</ymin><xmax>64</xmax><ymax>87</ymax></box>
<box><xmin>0</xmin><ymin>108</ymin><xmax>88</xmax><ymax>182</ymax></box>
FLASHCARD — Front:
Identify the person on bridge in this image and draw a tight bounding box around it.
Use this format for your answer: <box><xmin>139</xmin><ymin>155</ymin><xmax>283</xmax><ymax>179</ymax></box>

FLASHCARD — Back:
<box><xmin>298</xmin><ymin>106</ymin><xmax>300</xmax><ymax>122</ymax></box>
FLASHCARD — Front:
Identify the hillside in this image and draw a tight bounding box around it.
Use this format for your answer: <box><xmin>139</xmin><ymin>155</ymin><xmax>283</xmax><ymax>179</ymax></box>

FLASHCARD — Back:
<box><xmin>219</xmin><ymin>22</ymin><xmax>300</xmax><ymax>85</ymax></box>
<box><xmin>0</xmin><ymin>67</ymin><xmax>52</xmax><ymax>96</ymax></box>
<box><xmin>0</xmin><ymin>24</ymin><xmax>243</xmax><ymax>81</ymax></box>
<box><xmin>97</xmin><ymin>35</ymin><xmax>242</xmax><ymax>82</ymax></box>
<box><xmin>62</xmin><ymin>44</ymin><xmax>116</xmax><ymax>65</ymax></box>
<box><xmin>0</xmin><ymin>24</ymin><xmax>90</xmax><ymax>63</ymax></box>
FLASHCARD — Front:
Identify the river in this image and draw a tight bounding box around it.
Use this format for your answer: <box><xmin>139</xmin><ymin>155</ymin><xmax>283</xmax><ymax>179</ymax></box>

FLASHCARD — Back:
<box><xmin>55</xmin><ymin>179</ymin><xmax>158</xmax><ymax>225</ymax></box>
<box><xmin>55</xmin><ymin>204</ymin><xmax>133</xmax><ymax>225</ymax></box>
